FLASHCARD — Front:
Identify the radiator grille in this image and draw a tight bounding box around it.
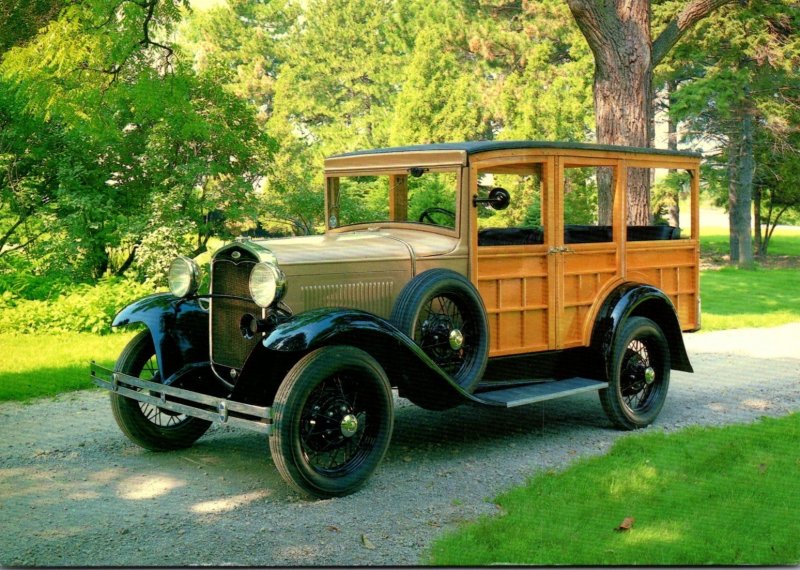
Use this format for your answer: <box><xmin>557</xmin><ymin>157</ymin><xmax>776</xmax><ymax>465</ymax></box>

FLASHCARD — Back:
<box><xmin>210</xmin><ymin>257</ymin><xmax>260</xmax><ymax>369</ymax></box>
<box><xmin>302</xmin><ymin>281</ymin><xmax>393</xmax><ymax>317</ymax></box>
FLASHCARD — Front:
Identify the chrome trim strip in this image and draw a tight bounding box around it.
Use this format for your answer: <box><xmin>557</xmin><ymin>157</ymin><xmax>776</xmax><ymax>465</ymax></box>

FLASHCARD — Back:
<box><xmin>90</xmin><ymin>363</ymin><xmax>272</xmax><ymax>435</ymax></box>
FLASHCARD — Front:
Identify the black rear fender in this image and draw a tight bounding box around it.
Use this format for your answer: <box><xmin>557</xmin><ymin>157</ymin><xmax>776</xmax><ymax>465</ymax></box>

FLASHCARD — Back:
<box><xmin>591</xmin><ymin>283</ymin><xmax>693</xmax><ymax>377</ymax></box>
<box><xmin>232</xmin><ymin>308</ymin><xmax>479</xmax><ymax>409</ymax></box>
<box><xmin>112</xmin><ymin>293</ymin><xmax>209</xmax><ymax>380</ymax></box>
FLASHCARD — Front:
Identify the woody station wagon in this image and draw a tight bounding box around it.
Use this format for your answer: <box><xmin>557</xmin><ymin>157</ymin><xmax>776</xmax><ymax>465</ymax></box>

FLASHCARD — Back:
<box><xmin>91</xmin><ymin>141</ymin><xmax>701</xmax><ymax>498</ymax></box>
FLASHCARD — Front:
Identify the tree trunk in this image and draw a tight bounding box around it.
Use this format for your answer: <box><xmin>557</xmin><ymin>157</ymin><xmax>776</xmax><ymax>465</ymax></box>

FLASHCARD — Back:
<box><xmin>584</xmin><ymin>4</ymin><xmax>652</xmax><ymax>225</ymax></box>
<box><xmin>727</xmin><ymin>139</ymin><xmax>740</xmax><ymax>264</ymax></box>
<box><xmin>753</xmin><ymin>186</ymin><xmax>762</xmax><ymax>257</ymax></box>
<box><xmin>736</xmin><ymin>100</ymin><xmax>755</xmax><ymax>267</ymax></box>
<box><xmin>566</xmin><ymin>0</ymin><xmax>736</xmax><ymax>225</ymax></box>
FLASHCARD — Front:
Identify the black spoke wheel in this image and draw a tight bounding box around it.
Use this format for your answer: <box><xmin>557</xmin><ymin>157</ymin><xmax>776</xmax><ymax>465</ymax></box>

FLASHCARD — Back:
<box><xmin>600</xmin><ymin>317</ymin><xmax>670</xmax><ymax>430</ymax></box>
<box><xmin>270</xmin><ymin>346</ymin><xmax>394</xmax><ymax>498</ymax></box>
<box><xmin>391</xmin><ymin>269</ymin><xmax>488</xmax><ymax>399</ymax></box>
<box><xmin>110</xmin><ymin>330</ymin><xmax>211</xmax><ymax>450</ymax></box>
<box><xmin>391</xmin><ymin>269</ymin><xmax>489</xmax><ymax>398</ymax></box>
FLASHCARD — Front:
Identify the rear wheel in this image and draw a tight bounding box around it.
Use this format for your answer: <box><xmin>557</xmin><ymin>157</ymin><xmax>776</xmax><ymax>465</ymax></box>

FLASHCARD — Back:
<box><xmin>110</xmin><ymin>330</ymin><xmax>211</xmax><ymax>450</ymax></box>
<box><xmin>600</xmin><ymin>317</ymin><xmax>670</xmax><ymax>430</ymax></box>
<box><xmin>269</xmin><ymin>346</ymin><xmax>394</xmax><ymax>498</ymax></box>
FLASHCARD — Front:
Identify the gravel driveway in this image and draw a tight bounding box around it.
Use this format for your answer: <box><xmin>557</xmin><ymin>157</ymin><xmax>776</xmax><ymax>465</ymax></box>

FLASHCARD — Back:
<box><xmin>2</xmin><ymin>323</ymin><xmax>799</xmax><ymax>566</ymax></box>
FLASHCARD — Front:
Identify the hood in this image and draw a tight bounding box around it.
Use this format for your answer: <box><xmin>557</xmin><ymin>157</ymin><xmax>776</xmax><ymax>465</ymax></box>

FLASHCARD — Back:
<box><xmin>251</xmin><ymin>228</ymin><xmax>460</xmax><ymax>272</ymax></box>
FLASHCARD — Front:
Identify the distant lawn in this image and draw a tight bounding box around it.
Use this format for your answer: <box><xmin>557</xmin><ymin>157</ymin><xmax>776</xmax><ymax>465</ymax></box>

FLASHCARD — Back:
<box><xmin>700</xmin><ymin>225</ymin><xmax>800</xmax><ymax>258</ymax></box>
<box><xmin>428</xmin><ymin>413</ymin><xmax>800</xmax><ymax>566</ymax></box>
<box><xmin>0</xmin><ymin>331</ymin><xmax>135</xmax><ymax>401</ymax></box>
<box><xmin>700</xmin><ymin>267</ymin><xmax>800</xmax><ymax>331</ymax></box>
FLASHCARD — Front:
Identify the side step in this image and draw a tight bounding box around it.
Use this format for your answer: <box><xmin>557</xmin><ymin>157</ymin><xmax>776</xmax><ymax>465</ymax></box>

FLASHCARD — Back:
<box><xmin>472</xmin><ymin>377</ymin><xmax>608</xmax><ymax>408</ymax></box>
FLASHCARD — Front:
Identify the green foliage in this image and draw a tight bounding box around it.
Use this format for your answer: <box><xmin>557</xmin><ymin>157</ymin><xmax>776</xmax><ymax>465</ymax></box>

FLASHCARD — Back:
<box><xmin>389</xmin><ymin>2</ymin><xmax>488</xmax><ymax>144</ymax></box>
<box><xmin>428</xmin><ymin>413</ymin><xmax>800</xmax><ymax>565</ymax></box>
<box><xmin>0</xmin><ymin>278</ymin><xmax>157</xmax><ymax>335</ymax></box>
<box><xmin>0</xmin><ymin>0</ymin><xmax>274</xmax><ymax>280</ymax></box>
<box><xmin>663</xmin><ymin>1</ymin><xmax>800</xmax><ymax>261</ymax></box>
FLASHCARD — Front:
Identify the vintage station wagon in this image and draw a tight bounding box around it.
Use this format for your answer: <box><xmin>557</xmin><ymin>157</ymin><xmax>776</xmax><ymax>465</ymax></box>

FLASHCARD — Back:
<box><xmin>92</xmin><ymin>141</ymin><xmax>701</xmax><ymax>498</ymax></box>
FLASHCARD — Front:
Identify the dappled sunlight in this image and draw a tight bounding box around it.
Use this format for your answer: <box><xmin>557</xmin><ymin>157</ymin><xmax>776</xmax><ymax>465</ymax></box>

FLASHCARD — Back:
<box><xmin>191</xmin><ymin>490</ymin><xmax>271</xmax><ymax>514</ymax></box>
<box><xmin>618</xmin><ymin>524</ymin><xmax>684</xmax><ymax>546</ymax></box>
<box><xmin>31</xmin><ymin>526</ymin><xmax>87</xmax><ymax>540</ymax></box>
<box><xmin>742</xmin><ymin>399</ymin><xmax>772</xmax><ymax>411</ymax></box>
<box><xmin>276</xmin><ymin>544</ymin><xmax>319</xmax><ymax>561</ymax></box>
<box><xmin>117</xmin><ymin>474</ymin><xmax>185</xmax><ymax>500</ymax></box>
<box><xmin>608</xmin><ymin>465</ymin><xmax>659</xmax><ymax>497</ymax></box>
<box><xmin>67</xmin><ymin>490</ymin><xmax>100</xmax><ymax>501</ymax></box>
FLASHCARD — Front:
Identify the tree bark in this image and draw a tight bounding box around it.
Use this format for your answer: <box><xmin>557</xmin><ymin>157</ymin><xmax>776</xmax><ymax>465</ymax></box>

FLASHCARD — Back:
<box><xmin>753</xmin><ymin>185</ymin><xmax>762</xmax><ymax>257</ymax></box>
<box><xmin>566</xmin><ymin>0</ymin><xmax>736</xmax><ymax>225</ymax></box>
<box><xmin>736</xmin><ymin>99</ymin><xmax>755</xmax><ymax>267</ymax></box>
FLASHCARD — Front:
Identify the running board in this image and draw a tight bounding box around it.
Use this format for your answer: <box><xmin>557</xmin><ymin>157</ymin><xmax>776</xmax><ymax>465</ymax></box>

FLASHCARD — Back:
<box><xmin>472</xmin><ymin>377</ymin><xmax>608</xmax><ymax>408</ymax></box>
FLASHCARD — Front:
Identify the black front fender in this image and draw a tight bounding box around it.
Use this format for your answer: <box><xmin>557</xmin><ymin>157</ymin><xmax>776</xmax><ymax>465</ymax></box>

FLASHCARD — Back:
<box><xmin>112</xmin><ymin>293</ymin><xmax>209</xmax><ymax>380</ymax></box>
<box><xmin>232</xmin><ymin>308</ymin><xmax>481</xmax><ymax>410</ymax></box>
<box><xmin>592</xmin><ymin>283</ymin><xmax>693</xmax><ymax>376</ymax></box>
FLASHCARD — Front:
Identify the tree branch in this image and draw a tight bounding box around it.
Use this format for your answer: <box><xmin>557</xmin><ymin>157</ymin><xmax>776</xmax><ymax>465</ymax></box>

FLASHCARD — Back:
<box><xmin>652</xmin><ymin>0</ymin><xmax>738</xmax><ymax>66</ymax></box>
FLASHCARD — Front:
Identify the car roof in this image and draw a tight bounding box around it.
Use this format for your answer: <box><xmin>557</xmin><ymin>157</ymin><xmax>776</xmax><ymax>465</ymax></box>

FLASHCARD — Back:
<box><xmin>331</xmin><ymin>140</ymin><xmax>701</xmax><ymax>159</ymax></box>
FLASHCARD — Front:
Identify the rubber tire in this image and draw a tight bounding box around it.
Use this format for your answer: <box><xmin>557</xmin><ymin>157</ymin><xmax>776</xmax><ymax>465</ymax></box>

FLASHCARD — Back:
<box><xmin>269</xmin><ymin>346</ymin><xmax>394</xmax><ymax>499</ymax></box>
<box><xmin>600</xmin><ymin>317</ymin><xmax>671</xmax><ymax>430</ymax></box>
<box><xmin>390</xmin><ymin>269</ymin><xmax>488</xmax><ymax>394</ymax></box>
<box><xmin>110</xmin><ymin>330</ymin><xmax>211</xmax><ymax>451</ymax></box>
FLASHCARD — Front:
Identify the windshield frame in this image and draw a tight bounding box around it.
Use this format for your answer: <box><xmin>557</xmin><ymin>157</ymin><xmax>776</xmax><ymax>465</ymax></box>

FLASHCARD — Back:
<box><xmin>324</xmin><ymin>166</ymin><xmax>463</xmax><ymax>238</ymax></box>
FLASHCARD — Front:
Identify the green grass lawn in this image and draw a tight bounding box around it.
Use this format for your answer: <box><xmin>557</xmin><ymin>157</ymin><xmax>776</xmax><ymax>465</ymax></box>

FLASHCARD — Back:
<box><xmin>700</xmin><ymin>224</ymin><xmax>800</xmax><ymax>258</ymax></box>
<box><xmin>428</xmin><ymin>413</ymin><xmax>800</xmax><ymax>566</ymax></box>
<box><xmin>0</xmin><ymin>331</ymin><xmax>135</xmax><ymax>401</ymax></box>
<box><xmin>700</xmin><ymin>267</ymin><xmax>800</xmax><ymax>331</ymax></box>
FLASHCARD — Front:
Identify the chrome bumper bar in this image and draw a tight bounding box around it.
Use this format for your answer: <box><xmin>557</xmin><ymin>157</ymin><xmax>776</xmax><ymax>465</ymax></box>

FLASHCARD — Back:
<box><xmin>90</xmin><ymin>362</ymin><xmax>272</xmax><ymax>434</ymax></box>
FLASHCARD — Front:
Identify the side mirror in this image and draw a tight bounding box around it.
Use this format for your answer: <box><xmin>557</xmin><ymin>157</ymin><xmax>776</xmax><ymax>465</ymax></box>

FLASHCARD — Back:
<box><xmin>473</xmin><ymin>187</ymin><xmax>510</xmax><ymax>211</ymax></box>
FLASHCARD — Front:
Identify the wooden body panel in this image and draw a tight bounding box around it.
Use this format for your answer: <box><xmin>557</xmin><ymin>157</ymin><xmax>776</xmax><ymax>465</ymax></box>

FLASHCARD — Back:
<box><xmin>626</xmin><ymin>240</ymin><xmax>700</xmax><ymax>330</ymax></box>
<box><xmin>468</xmin><ymin>149</ymin><xmax>700</xmax><ymax>357</ymax></box>
<box><xmin>477</xmin><ymin>245</ymin><xmax>552</xmax><ymax>356</ymax></box>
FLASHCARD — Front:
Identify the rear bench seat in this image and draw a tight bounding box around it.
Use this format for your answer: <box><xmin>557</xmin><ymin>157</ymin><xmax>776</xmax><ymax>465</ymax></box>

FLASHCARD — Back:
<box><xmin>478</xmin><ymin>225</ymin><xmax>680</xmax><ymax>246</ymax></box>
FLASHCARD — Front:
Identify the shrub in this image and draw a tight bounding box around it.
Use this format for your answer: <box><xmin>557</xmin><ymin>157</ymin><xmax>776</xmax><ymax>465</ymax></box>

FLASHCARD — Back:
<box><xmin>0</xmin><ymin>278</ymin><xmax>159</xmax><ymax>335</ymax></box>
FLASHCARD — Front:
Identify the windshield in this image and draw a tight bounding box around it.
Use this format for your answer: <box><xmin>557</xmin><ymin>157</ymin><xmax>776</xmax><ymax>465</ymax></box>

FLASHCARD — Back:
<box><xmin>327</xmin><ymin>169</ymin><xmax>459</xmax><ymax>231</ymax></box>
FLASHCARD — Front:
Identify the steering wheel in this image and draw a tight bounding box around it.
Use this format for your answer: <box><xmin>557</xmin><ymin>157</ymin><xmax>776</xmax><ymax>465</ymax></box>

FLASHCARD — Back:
<box><xmin>418</xmin><ymin>207</ymin><xmax>456</xmax><ymax>225</ymax></box>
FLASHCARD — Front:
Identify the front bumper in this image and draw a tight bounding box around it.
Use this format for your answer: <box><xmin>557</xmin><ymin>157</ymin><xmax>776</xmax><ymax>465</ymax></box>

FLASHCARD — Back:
<box><xmin>90</xmin><ymin>362</ymin><xmax>273</xmax><ymax>434</ymax></box>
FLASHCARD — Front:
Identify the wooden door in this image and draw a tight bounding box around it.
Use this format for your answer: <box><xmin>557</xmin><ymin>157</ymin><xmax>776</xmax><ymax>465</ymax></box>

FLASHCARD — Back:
<box><xmin>555</xmin><ymin>157</ymin><xmax>624</xmax><ymax>348</ymax></box>
<box><xmin>471</xmin><ymin>154</ymin><xmax>557</xmax><ymax>357</ymax></box>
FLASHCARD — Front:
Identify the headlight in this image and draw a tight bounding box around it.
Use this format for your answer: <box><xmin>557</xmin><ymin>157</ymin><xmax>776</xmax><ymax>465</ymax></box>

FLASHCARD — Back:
<box><xmin>249</xmin><ymin>262</ymin><xmax>286</xmax><ymax>308</ymax></box>
<box><xmin>168</xmin><ymin>256</ymin><xmax>201</xmax><ymax>298</ymax></box>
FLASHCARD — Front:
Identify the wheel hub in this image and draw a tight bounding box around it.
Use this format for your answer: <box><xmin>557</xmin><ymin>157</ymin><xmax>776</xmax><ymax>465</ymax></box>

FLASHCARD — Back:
<box><xmin>448</xmin><ymin>329</ymin><xmax>464</xmax><ymax>350</ymax></box>
<box><xmin>644</xmin><ymin>366</ymin><xmax>656</xmax><ymax>385</ymax></box>
<box><xmin>340</xmin><ymin>414</ymin><xmax>359</xmax><ymax>437</ymax></box>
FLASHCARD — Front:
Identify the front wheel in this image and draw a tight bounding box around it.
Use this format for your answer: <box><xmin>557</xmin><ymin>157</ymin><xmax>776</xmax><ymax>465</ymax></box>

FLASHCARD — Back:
<box><xmin>269</xmin><ymin>346</ymin><xmax>394</xmax><ymax>498</ymax></box>
<box><xmin>391</xmin><ymin>269</ymin><xmax>488</xmax><ymax>394</ymax></box>
<box><xmin>600</xmin><ymin>317</ymin><xmax>671</xmax><ymax>430</ymax></box>
<box><xmin>110</xmin><ymin>330</ymin><xmax>211</xmax><ymax>450</ymax></box>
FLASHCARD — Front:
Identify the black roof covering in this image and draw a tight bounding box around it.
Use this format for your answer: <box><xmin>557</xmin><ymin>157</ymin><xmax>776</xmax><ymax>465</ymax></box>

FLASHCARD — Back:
<box><xmin>332</xmin><ymin>140</ymin><xmax>701</xmax><ymax>159</ymax></box>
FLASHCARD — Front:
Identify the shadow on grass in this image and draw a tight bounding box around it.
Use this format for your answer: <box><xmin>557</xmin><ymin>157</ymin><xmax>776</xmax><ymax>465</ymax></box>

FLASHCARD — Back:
<box><xmin>0</xmin><ymin>362</ymin><xmax>115</xmax><ymax>402</ymax></box>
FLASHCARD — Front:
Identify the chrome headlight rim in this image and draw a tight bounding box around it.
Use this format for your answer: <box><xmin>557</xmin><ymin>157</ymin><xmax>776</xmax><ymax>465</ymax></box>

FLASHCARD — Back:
<box><xmin>168</xmin><ymin>255</ymin><xmax>202</xmax><ymax>298</ymax></box>
<box><xmin>249</xmin><ymin>261</ymin><xmax>286</xmax><ymax>308</ymax></box>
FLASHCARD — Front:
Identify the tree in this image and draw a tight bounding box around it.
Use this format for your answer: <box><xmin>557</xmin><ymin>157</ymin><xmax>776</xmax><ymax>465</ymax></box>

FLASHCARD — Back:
<box><xmin>389</xmin><ymin>2</ymin><xmax>489</xmax><ymax>144</ymax></box>
<box><xmin>0</xmin><ymin>0</ymin><xmax>273</xmax><ymax>279</ymax></box>
<box><xmin>565</xmin><ymin>0</ymin><xmax>735</xmax><ymax>224</ymax></box>
<box><xmin>464</xmin><ymin>0</ymin><xmax>595</xmax><ymax>143</ymax></box>
<box><xmin>667</xmin><ymin>1</ymin><xmax>800</xmax><ymax>266</ymax></box>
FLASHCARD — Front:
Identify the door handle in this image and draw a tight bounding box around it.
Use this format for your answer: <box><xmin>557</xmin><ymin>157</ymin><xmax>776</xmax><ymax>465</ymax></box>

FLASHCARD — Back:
<box><xmin>547</xmin><ymin>246</ymin><xmax>576</xmax><ymax>254</ymax></box>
